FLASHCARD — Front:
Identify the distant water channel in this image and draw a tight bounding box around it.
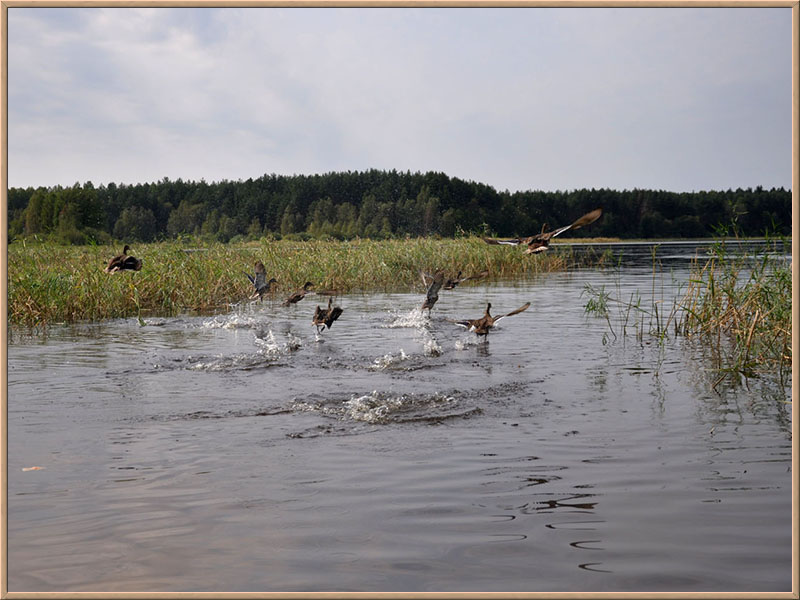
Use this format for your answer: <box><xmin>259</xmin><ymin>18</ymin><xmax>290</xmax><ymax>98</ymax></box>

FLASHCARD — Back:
<box><xmin>7</xmin><ymin>240</ymin><xmax>791</xmax><ymax>592</ymax></box>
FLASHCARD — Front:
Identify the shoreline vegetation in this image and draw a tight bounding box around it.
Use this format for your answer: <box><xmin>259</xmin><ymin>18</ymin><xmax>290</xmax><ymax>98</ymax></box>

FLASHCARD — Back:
<box><xmin>8</xmin><ymin>237</ymin><xmax>612</xmax><ymax>326</ymax></box>
<box><xmin>582</xmin><ymin>235</ymin><xmax>791</xmax><ymax>385</ymax></box>
<box><xmin>9</xmin><ymin>235</ymin><xmax>790</xmax><ymax>385</ymax></box>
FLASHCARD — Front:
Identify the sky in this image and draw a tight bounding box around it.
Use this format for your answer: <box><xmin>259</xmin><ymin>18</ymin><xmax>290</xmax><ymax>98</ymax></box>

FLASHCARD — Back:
<box><xmin>6</xmin><ymin>7</ymin><xmax>794</xmax><ymax>193</ymax></box>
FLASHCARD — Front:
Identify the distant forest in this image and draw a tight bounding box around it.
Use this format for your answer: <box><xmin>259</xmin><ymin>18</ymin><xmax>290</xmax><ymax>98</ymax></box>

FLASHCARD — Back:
<box><xmin>7</xmin><ymin>169</ymin><xmax>791</xmax><ymax>245</ymax></box>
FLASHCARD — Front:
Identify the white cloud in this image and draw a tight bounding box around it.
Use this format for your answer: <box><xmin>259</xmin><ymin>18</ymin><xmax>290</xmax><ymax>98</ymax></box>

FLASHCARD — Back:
<box><xmin>7</xmin><ymin>7</ymin><xmax>792</xmax><ymax>192</ymax></box>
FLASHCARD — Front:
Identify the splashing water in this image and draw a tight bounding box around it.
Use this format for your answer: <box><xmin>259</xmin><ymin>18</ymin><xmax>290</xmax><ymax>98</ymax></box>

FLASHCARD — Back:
<box><xmin>344</xmin><ymin>391</ymin><xmax>405</xmax><ymax>422</ymax></box>
<box><xmin>254</xmin><ymin>330</ymin><xmax>302</xmax><ymax>356</ymax></box>
<box><xmin>454</xmin><ymin>336</ymin><xmax>483</xmax><ymax>351</ymax></box>
<box><xmin>185</xmin><ymin>329</ymin><xmax>300</xmax><ymax>371</ymax></box>
<box><xmin>344</xmin><ymin>390</ymin><xmax>459</xmax><ymax>424</ymax></box>
<box><xmin>203</xmin><ymin>313</ymin><xmax>262</xmax><ymax>330</ymax></box>
<box><xmin>385</xmin><ymin>307</ymin><xmax>429</xmax><ymax>329</ymax></box>
<box><xmin>289</xmin><ymin>390</ymin><xmax>466</xmax><ymax>426</ymax></box>
<box><xmin>413</xmin><ymin>325</ymin><xmax>443</xmax><ymax>357</ymax></box>
<box><xmin>369</xmin><ymin>349</ymin><xmax>410</xmax><ymax>370</ymax></box>
<box><xmin>424</xmin><ymin>339</ymin><xmax>443</xmax><ymax>357</ymax></box>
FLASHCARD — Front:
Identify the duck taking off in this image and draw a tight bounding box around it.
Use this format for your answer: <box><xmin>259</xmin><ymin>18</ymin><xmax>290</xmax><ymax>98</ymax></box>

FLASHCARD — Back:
<box><xmin>483</xmin><ymin>208</ymin><xmax>602</xmax><ymax>254</ymax></box>
<box><xmin>443</xmin><ymin>270</ymin><xmax>489</xmax><ymax>290</ymax></box>
<box><xmin>104</xmin><ymin>245</ymin><xmax>143</xmax><ymax>273</ymax></box>
<box><xmin>312</xmin><ymin>297</ymin><xmax>344</xmax><ymax>333</ymax></box>
<box><xmin>448</xmin><ymin>302</ymin><xmax>531</xmax><ymax>338</ymax></box>
<box><xmin>421</xmin><ymin>270</ymin><xmax>445</xmax><ymax>312</ymax></box>
<box><xmin>246</xmin><ymin>261</ymin><xmax>277</xmax><ymax>301</ymax></box>
<box><xmin>283</xmin><ymin>282</ymin><xmax>314</xmax><ymax>306</ymax></box>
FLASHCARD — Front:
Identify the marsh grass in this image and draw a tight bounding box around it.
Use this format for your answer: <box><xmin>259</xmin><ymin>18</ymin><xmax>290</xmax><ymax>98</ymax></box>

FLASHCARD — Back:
<box><xmin>8</xmin><ymin>237</ymin><xmax>605</xmax><ymax>326</ymax></box>
<box><xmin>583</xmin><ymin>237</ymin><xmax>791</xmax><ymax>386</ymax></box>
<box><xmin>679</xmin><ymin>240</ymin><xmax>791</xmax><ymax>387</ymax></box>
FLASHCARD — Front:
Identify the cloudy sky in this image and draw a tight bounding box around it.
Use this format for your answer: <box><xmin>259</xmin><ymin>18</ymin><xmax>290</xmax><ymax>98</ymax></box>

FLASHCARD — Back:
<box><xmin>7</xmin><ymin>7</ymin><xmax>793</xmax><ymax>193</ymax></box>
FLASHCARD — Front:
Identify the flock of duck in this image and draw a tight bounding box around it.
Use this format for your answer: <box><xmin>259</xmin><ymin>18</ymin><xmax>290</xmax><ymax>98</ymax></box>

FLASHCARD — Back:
<box><xmin>104</xmin><ymin>208</ymin><xmax>603</xmax><ymax>339</ymax></box>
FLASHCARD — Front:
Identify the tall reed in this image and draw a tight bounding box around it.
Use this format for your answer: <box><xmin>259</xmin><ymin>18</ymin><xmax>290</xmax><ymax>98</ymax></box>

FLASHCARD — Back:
<box><xmin>678</xmin><ymin>239</ymin><xmax>791</xmax><ymax>384</ymax></box>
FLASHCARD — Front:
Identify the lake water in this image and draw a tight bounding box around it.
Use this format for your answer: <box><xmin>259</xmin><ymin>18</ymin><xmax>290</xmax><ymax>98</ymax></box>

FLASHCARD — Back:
<box><xmin>6</xmin><ymin>240</ymin><xmax>792</xmax><ymax>592</ymax></box>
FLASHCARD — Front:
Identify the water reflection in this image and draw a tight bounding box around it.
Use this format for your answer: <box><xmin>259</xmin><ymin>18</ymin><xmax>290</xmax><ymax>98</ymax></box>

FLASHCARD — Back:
<box><xmin>7</xmin><ymin>241</ymin><xmax>791</xmax><ymax>593</ymax></box>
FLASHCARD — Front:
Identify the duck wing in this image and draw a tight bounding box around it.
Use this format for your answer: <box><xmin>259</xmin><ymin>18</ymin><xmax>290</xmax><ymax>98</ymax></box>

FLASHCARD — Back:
<box><xmin>547</xmin><ymin>208</ymin><xmax>604</xmax><ymax>240</ymax></box>
<box><xmin>105</xmin><ymin>256</ymin><xmax>122</xmax><ymax>272</ymax></box>
<box><xmin>423</xmin><ymin>272</ymin><xmax>444</xmax><ymax>306</ymax></box>
<box><xmin>253</xmin><ymin>262</ymin><xmax>268</xmax><ymax>289</ymax></box>
<box><xmin>312</xmin><ymin>304</ymin><xmax>326</xmax><ymax>324</ymax></box>
<box><xmin>483</xmin><ymin>237</ymin><xmax>523</xmax><ymax>246</ymax></box>
<box><xmin>325</xmin><ymin>306</ymin><xmax>343</xmax><ymax>328</ymax></box>
<box><xmin>284</xmin><ymin>287</ymin><xmax>309</xmax><ymax>305</ymax></box>
<box><xmin>121</xmin><ymin>256</ymin><xmax>143</xmax><ymax>271</ymax></box>
<box><xmin>569</xmin><ymin>207</ymin><xmax>603</xmax><ymax>230</ymax></box>
<box><xmin>446</xmin><ymin>318</ymin><xmax>476</xmax><ymax>329</ymax></box>
<box><xmin>461</xmin><ymin>270</ymin><xmax>489</xmax><ymax>282</ymax></box>
<box><xmin>427</xmin><ymin>271</ymin><xmax>444</xmax><ymax>294</ymax></box>
<box><xmin>491</xmin><ymin>302</ymin><xmax>531</xmax><ymax>324</ymax></box>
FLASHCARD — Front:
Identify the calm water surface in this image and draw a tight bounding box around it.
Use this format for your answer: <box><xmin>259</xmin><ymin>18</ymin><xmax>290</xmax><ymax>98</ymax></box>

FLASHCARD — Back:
<box><xmin>7</xmin><ymin>241</ymin><xmax>792</xmax><ymax>592</ymax></box>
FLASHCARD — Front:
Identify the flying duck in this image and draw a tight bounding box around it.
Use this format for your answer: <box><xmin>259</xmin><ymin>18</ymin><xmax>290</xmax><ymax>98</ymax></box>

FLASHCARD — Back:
<box><xmin>421</xmin><ymin>270</ymin><xmax>445</xmax><ymax>312</ymax></box>
<box><xmin>104</xmin><ymin>245</ymin><xmax>143</xmax><ymax>273</ymax></box>
<box><xmin>283</xmin><ymin>281</ymin><xmax>314</xmax><ymax>306</ymax></box>
<box><xmin>483</xmin><ymin>208</ymin><xmax>603</xmax><ymax>254</ymax></box>
<box><xmin>443</xmin><ymin>269</ymin><xmax>489</xmax><ymax>290</ymax></box>
<box><xmin>245</xmin><ymin>261</ymin><xmax>277</xmax><ymax>301</ymax></box>
<box><xmin>312</xmin><ymin>296</ymin><xmax>344</xmax><ymax>333</ymax></box>
<box><xmin>448</xmin><ymin>301</ymin><xmax>531</xmax><ymax>338</ymax></box>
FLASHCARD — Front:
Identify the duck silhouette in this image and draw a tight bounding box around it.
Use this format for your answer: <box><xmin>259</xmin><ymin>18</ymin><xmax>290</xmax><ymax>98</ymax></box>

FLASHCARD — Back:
<box><xmin>283</xmin><ymin>282</ymin><xmax>314</xmax><ymax>306</ymax></box>
<box><xmin>312</xmin><ymin>297</ymin><xmax>344</xmax><ymax>333</ymax></box>
<box><xmin>104</xmin><ymin>245</ymin><xmax>142</xmax><ymax>273</ymax></box>
<box><xmin>246</xmin><ymin>261</ymin><xmax>277</xmax><ymax>301</ymax></box>
<box><xmin>420</xmin><ymin>270</ymin><xmax>445</xmax><ymax>312</ymax></box>
<box><xmin>448</xmin><ymin>301</ymin><xmax>531</xmax><ymax>338</ymax></box>
<box><xmin>483</xmin><ymin>208</ymin><xmax>602</xmax><ymax>254</ymax></box>
<box><xmin>443</xmin><ymin>269</ymin><xmax>489</xmax><ymax>290</ymax></box>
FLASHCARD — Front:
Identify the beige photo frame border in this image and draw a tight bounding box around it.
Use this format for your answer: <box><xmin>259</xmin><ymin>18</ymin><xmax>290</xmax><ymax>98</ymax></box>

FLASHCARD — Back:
<box><xmin>0</xmin><ymin>2</ymin><xmax>796</xmax><ymax>598</ymax></box>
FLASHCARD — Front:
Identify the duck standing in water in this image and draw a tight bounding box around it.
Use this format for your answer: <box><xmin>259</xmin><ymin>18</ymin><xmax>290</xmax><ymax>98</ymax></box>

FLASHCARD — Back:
<box><xmin>104</xmin><ymin>245</ymin><xmax>143</xmax><ymax>273</ymax></box>
<box><xmin>283</xmin><ymin>282</ymin><xmax>314</xmax><ymax>306</ymax></box>
<box><xmin>483</xmin><ymin>208</ymin><xmax>603</xmax><ymax>254</ymax></box>
<box><xmin>246</xmin><ymin>261</ymin><xmax>277</xmax><ymax>301</ymax></box>
<box><xmin>443</xmin><ymin>269</ymin><xmax>489</xmax><ymax>290</ymax></box>
<box><xmin>312</xmin><ymin>296</ymin><xmax>344</xmax><ymax>333</ymax></box>
<box><xmin>420</xmin><ymin>270</ymin><xmax>445</xmax><ymax>313</ymax></box>
<box><xmin>448</xmin><ymin>301</ymin><xmax>531</xmax><ymax>338</ymax></box>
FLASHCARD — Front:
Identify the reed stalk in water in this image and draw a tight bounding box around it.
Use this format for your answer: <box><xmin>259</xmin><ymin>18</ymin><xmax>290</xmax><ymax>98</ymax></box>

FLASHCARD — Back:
<box><xmin>583</xmin><ymin>237</ymin><xmax>791</xmax><ymax>385</ymax></box>
<box><xmin>678</xmin><ymin>240</ymin><xmax>791</xmax><ymax>385</ymax></box>
<box><xmin>8</xmin><ymin>237</ymin><xmax>606</xmax><ymax>326</ymax></box>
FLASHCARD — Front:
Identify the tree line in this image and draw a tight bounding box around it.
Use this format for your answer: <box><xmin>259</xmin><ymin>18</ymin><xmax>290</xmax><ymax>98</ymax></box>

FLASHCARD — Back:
<box><xmin>7</xmin><ymin>169</ymin><xmax>791</xmax><ymax>244</ymax></box>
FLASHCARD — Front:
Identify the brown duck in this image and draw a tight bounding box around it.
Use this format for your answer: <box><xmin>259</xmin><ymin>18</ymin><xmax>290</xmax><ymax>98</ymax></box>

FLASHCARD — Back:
<box><xmin>443</xmin><ymin>270</ymin><xmax>489</xmax><ymax>290</ymax></box>
<box><xmin>312</xmin><ymin>297</ymin><xmax>344</xmax><ymax>333</ymax></box>
<box><xmin>420</xmin><ymin>270</ymin><xmax>445</xmax><ymax>312</ymax></box>
<box><xmin>448</xmin><ymin>301</ymin><xmax>531</xmax><ymax>338</ymax></box>
<box><xmin>246</xmin><ymin>261</ymin><xmax>277</xmax><ymax>301</ymax></box>
<box><xmin>104</xmin><ymin>245</ymin><xmax>142</xmax><ymax>273</ymax></box>
<box><xmin>283</xmin><ymin>282</ymin><xmax>314</xmax><ymax>306</ymax></box>
<box><xmin>483</xmin><ymin>208</ymin><xmax>602</xmax><ymax>254</ymax></box>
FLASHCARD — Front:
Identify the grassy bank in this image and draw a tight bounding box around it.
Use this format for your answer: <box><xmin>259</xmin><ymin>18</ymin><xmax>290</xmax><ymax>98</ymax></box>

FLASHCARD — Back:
<box><xmin>8</xmin><ymin>237</ymin><xmax>607</xmax><ymax>326</ymax></box>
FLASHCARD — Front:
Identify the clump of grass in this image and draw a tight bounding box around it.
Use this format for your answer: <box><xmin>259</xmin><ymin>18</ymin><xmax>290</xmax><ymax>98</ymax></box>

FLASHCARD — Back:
<box><xmin>678</xmin><ymin>237</ymin><xmax>791</xmax><ymax>386</ymax></box>
<box><xmin>8</xmin><ymin>237</ymin><xmax>601</xmax><ymax>326</ymax></box>
<box><xmin>583</xmin><ymin>235</ymin><xmax>791</xmax><ymax>386</ymax></box>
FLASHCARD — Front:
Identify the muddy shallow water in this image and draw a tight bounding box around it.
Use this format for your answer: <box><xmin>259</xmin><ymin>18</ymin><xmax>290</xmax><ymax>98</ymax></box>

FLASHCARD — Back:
<box><xmin>6</xmin><ymin>242</ymin><xmax>792</xmax><ymax>592</ymax></box>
